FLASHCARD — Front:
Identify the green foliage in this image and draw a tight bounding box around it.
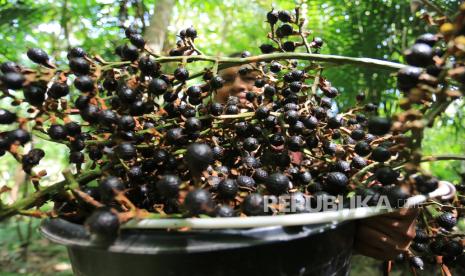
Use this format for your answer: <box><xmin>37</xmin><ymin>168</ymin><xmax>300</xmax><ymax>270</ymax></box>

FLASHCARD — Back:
<box><xmin>421</xmin><ymin>100</ymin><xmax>465</xmax><ymax>183</ymax></box>
<box><xmin>0</xmin><ymin>218</ymin><xmax>71</xmax><ymax>275</ymax></box>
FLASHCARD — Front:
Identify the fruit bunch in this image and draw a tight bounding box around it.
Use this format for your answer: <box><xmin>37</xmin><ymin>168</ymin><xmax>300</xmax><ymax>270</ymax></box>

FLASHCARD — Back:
<box><xmin>261</xmin><ymin>8</ymin><xmax>323</xmax><ymax>54</ymax></box>
<box><xmin>0</xmin><ymin>5</ymin><xmax>463</xmax><ymax>266</ymax></box>
<box><xmin>390</xmin><ymin>5</ymin><xmax>465</xmax><ymax>270</ymax></box>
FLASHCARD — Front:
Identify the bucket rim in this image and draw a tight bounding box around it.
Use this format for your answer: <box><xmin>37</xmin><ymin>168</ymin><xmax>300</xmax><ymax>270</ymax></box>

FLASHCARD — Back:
<box><xmin>40</xmin><ymin>218</ymin><xmax>352</xmax><ymax>254</ymax></box>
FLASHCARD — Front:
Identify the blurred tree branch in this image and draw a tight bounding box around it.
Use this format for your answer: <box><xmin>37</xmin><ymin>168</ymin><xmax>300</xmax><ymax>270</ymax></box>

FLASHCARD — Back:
<box><xmin>144</xmin><ymin>0</ymin><xmax>175</xmax><ymax>54</ymax></box>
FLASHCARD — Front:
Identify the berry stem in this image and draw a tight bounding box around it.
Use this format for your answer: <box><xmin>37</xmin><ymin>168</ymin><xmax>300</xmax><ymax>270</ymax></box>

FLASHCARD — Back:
<box><xmin>31</xmin><ymin>130</ymin><xmax>67</xmax><ymax>146</ymax></box>
<box><xmin>173</xmin><ymin>148</ymin><xmax>187</xmax><ymax>155</ymax></box>
<box><xmin>72</xmin><ymin>189</ymin><xmax>104</xmax><ymax>208</ymax></box>
<box><xmin>420</xmin><ymin>154</ymin><xmax>465</xmax><ymax>162</ymax></box>
<box><xmin>309</xmin><ymin>68</ymin><xmax>321</xmax><ymax>102</ymax></box>
<box><xmin>186</xmin><ymin>37</ymin><xmax>205</xmax><ymax>56</ymax></box>
<box><xmin>423</xmin><ymin>100</ymin><xmax>452</xmax><ymax>127</ymax></box>
<box><xmin>420</xmin><ymin>200</ymin><xmax>465</xmax><ymax>211</ymax></box>
<box><xmin>118</xmin><ymin>158</ymin><xmax>130</xmax><ymax>171</ymax></box>
<box><xmin>297</xmin><ymin>17</ymin><xmax>311</xmax><ymax>53</ymax></box>
<box><xmin>0</xmin><ymin>168</ymin><xmax>102</xmax><ymax>222</ymax></box>
<box><xmin>393</xmin><ymin>154</ymin><xmax>465</xmax><ymax>170</ymax></box>
<box><xmin>351</xmin><ymin>162</ymin><xmax>379</xmax><ymax>186</ymax></box>
<box><xmin>62</xmin><ymin>170</ymin><xmax>79</xmax><ymax>190</ymax></box>
<box><xmin>143</xmin><ymin>45</ymin><xmax>160</xmax><ymax>58</ymax></box>
<box><xmin>151</xmin><ymin>53</ymin><xmax>406</xmax><ymax>72</ymax></box>
<box><xmin>100</xmin><ymin>61</ymin><xmax>132</xmax><ymax>71</ymax></box>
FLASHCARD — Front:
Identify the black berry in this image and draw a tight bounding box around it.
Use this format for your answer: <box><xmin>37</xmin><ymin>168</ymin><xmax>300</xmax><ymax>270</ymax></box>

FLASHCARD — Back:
<box><xmin>351</xmin><ymin>129</ymin><xmax>365</xmax><ymax>140</ymax></box>
<box><xmin>355</xmin><ymin>141</ymin><xmax>372</xmax><ymax>156</ymax></box>
<box><xmin>371</xmin><ymin>146</ymin><xmax>391</xmax><ymax>162</ymax></box>
<box><xmin>69</xmin><ymin>151</ymin><xmax>84</xmax><ymax>164</ymax></box>
<box><xmin>282</xmin><ymin>41</ymin><xmax>296</xmax><ymax>52</ymax></box>
<box><xmin>187</xmin><ymin>85</ymin><xmax>202</xmax><ymax>98</ymax></box>
<box><xmin>259</xmin><ymin>44</ymin><xmax>275</xmax><ymax>54</ymax></box>
<box><xmin>69</xmin><ymin>57</ymin><xmax>90</xmax><ymax>75</ymax></box>
<box><xmin>236</xmin><ymin>175</ymin><xmax>256</xmax><ymax>189</ymax></box>
<box><xmin>217</xmin><ymin>179</ymin><xmax>238</xmax><ymax>199</ymax></box>
<box><xmin>148</xmin><ymin>78</ymin><xmax>169</xmax><ymax>95</ymax></box>
<box><xmin>185</xmin><ymin>143</ymin><xmax>213</xmax><ymax>174</ymax></box>
<box><xmin>99</xmin><ymin>176</ymin><xmax>125</xmax><ymax>203</ymax></box>
<box><xmin>266</xmin><ymin>173</ymin><xmax>289</xmax><ymax>195</ymax></box>
<box><xmin>405</xmin><ymin>43</ymin><xmax>433</xmax><ymax>67</ymax></box>
<box><xmin>185</xmin><ymin>117</ymin><xmax>202</xmax><ymax>133</ymax></box>
<box><xmin>156</xmin><ymin>175</ymin><xmax>181</xmax><ymax>198</ymax></box>
<box><xmin>415</xmin><ymin>33</ymin><xmax>437</xmax><ymax>47</ymax></box>
<box><xmin>210</xmin><ymin>76</ymin><xmax>225</xmax><ymax>89</ymax></box>
<box><xmin>278</xmin><ymin>10</ymin><xmax>292</xmax><ymax>22</ymax></box>
<box><xmin>368</xmin><ymin>117</ymin><xmax>392</xmax><ymax>135</ymax></box>
<box><xmin>383</xmin><ymin>185</ymin><xmax>408</xmax><ymax>208</ymax></box>
<box><xmin>436</xmin><ymin>212</ymin><xmax>457</xmax><ymax>230</ymax></box>
<box><xmin>324</xmin><ymin>87</ymin><xmax>338</xmax><ymax>98</ymax></box>
<box><xmin>397</xmin><ymin>66</ymin><xmax>422</xmax><ymax>92</ymax></box>
<box><xmin>118</xmin><ymin>115</ymin><xmax>136</xmax><ymax>131</ymax></box>
<box><xmin>74</xmin><ymin>75</ymin><xmax>94</xmax><ymax>92</ymax></box>
<box><xmin>1</xmin><ymin>61</ymin><xmax>20</xmax><ymax>73</ymax></box>
<box><xmin>67</xmin><ymin>47</ymin><xmax>87</xmax><ymax>59</ymax></box>
<box><xmin>7</xmin><ymin>129</ymin><xmax>31</xmax><ymax>145</ymax></box>
<box><xmin>351</xmin><ymin>155</ymin><xmax>367</xmax><ymax>169</ymax></box>
<box><xmin>117</xmin><ymin>86</ymin><xmax>138</xmax><ymax>103</ymax></box>
<box><xmin>116</xmin><ymin>142</ymin><xmax>137</xmax><ymax>160</ymax></box>
<box><xmin>184</xmin><ymin>189</ymin><xmax>213</xmax><ymax>215</ymax></box>
<box><xmin>98</xmin><ymin>109</ymin><xmax>118</xmax><ymax>127</ymax></box>
<box><xmin>129</xmin><ymin>34</ymin><xmax>145</xmax><ymax>48</ymax></box>
<box><xmin>1</xmin><ymin>72</ymin><xmax>25</xmax><ymax>90</ymax></box>
<box><xmin>27</xmin><ymin>48</ymin><xmax>49</xmax><ymax>65</ymax></box>
<box><xmin>409</xmin><ymin>256</ymin><xmax>424</xmax><ymax>270</ymax></box>
<box><xmin>174</xmin><ymin>67</ymin><xmax>189</xmax><ymax>82</ymax></box>
<box><xmin>375</xmin><ymin>166</ymin><xmax>399</xmax><ymax>185</ymax></box>
<box><xmin>85</xmin><ymin>208</ymin><xmax>120</xmax><ymax>244</ymax></box>
<box><xmin>277</xmin><ymin>24</ymin><xmax>293</xmax><ymax>36</ymax></box>
<box><xmin>185</xmin><ymin>27</ymin><xmax>197</xmax><ymax>38</ymax></box>
<box><xmin>48</xmin><ymin>82</ymin><xmax>69</xmax><ymax>99</ymax></box>
<box><xmin>267</xmin><ymin>9</ymin><xmax>279</xmax><ymax>24</ymax></box>
<box><xmin>243</xmin><ymin>137</ymin><xmax>259</xmax><ymax>151</ymax></box>
<box><xmin>242</xmin><ymin>193</ymin><xmax>265</xmax><ymax>216</ymax></box>
<box><xmin>442</xmin><ymin>240</ymin><xmax>463</xmax><ymax>257</ymax></box>
<box><xmin>48</xmin><ymin>124</ymin><xmax>68</xmax><ymax>140</ymax></box>
<box><xmin>0</xmin><ymin>109</ymin><xmax>17</xmax><ymax>124</ymax></box>
<box><xmin>414</xmin><ymin>175</ymin><xmax>438</xmax><ymax>194</ymax></box>
<box><xmin>122</xmin><ymin>44</ymin><xmax>139</xmax><ymax>61</ymax></box>
<box><xmin>325</xmin><ymin>172</ymin><xmax>349</xmax><ymax>194</ymax></box>
<box><xmin>214</xmin><ymin>205</ymin><xmax>235</xmax><ymax>217</ymax></box>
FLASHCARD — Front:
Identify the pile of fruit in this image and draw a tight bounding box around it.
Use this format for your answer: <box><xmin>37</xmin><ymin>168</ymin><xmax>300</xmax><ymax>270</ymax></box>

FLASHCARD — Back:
<box><xmin>0</xmin><ymin>4</ymin><xmax>464</xmax><ymax>269</ymax></box>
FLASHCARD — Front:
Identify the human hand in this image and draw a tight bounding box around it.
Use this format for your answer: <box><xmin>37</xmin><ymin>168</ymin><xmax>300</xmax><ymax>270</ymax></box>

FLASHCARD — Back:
<box><xmin>354</xmin><ymin>207</ymin><xmax>420</xmax><ymax>260</ymax></box>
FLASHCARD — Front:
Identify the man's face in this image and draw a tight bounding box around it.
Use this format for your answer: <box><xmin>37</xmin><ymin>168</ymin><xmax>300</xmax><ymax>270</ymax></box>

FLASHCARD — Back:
<box><xmin>213</xmin><ymin>65</ymin><xmax>263</xmax><ymax>105</ymax></box>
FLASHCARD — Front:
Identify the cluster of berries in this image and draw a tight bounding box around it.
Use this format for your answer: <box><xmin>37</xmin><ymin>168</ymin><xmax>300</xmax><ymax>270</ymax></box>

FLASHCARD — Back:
<box><xmin>0</xmin><ymin>7</ymin><xmax>463</xmax><ymax>264</ymax></box>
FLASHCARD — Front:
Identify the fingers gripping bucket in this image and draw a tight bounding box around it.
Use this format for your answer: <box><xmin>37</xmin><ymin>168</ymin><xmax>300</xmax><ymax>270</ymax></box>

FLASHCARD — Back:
<box><xmin>40</xmin><ymin>218</ymin><xmax>355</xmax><ymax>276</ymax></box>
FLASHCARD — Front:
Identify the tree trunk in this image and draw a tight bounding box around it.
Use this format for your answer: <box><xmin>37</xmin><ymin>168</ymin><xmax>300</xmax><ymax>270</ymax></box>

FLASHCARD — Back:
<box><xmin>144</xmin><ymin>0</ymin><xmax>175</xmax><ymax>54</ymax></box>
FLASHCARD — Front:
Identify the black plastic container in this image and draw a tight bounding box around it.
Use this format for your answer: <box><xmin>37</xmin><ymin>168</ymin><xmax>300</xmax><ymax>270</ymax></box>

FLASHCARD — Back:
<box><xmin>40</xmin><ymin>218</ymin><xmax>355</xmax><ymax>276</ymax></box>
